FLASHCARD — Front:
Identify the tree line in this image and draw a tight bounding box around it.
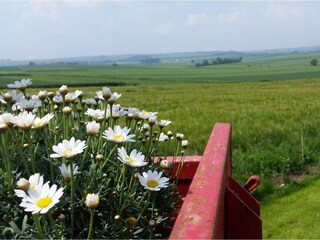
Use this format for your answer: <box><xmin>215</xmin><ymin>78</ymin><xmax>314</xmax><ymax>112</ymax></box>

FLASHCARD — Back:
<box><xmin>194</xmin><ymin>57</ymin><xmax>242</xmax><ymax>67</ymax></box>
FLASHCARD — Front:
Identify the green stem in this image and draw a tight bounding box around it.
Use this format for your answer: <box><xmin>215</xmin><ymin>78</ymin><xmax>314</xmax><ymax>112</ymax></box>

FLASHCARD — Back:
<box><xmin>87</xmin><ymin>209</ymin><xmax>94</xmax><ymax>240</ymax></box>
<box><xmin>42</xmin><ymin>129</ymin><xmax>54</xmax><ymax>182</ymax></box>
<box><xmin>80</xmin><ymin>136</ymin><xmax>91</xmax><ymax>172</ymax></box>
<box><xmin>99</xmin><ymin>144</ymin><xmax>118</xmax><ymax>176</ymax></box>
<box><xmin>33</xmin><ymin>214</ymin><xmax>44</xmax><ymax>239</ymax></box>
<box><xmin>118</xmin><ymin>165</ymin><xmax>128</xmax><ymax>209</ymax></box>
<box><xmin>25</xmin><ymin>130</ymin><xmax>37</xmax><ymax>173</ymax></box>
<box><xmin>137</xmin><ymin>191</ymin><xmax>151</xmax><ymax>222</ymax></box>
<box><xmin>48</xmin><ymin>210</ymin><xmax>61</xmax><ymax>239</ymax></box>
<box><xmin>0</xmin><ymin>133</ymin><xmax>12</xmax><ymax>190</ymax></box>
<box><xmin>70</xmin><ymin>159</ymin><xmax>75</xmax><ymax>239</ymax></box>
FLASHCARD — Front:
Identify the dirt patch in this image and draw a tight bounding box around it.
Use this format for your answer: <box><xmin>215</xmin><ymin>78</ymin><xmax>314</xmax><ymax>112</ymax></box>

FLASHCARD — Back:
<box><xmin>272</xmin><ymin>163</ymin><xmax>320</xmax><ymax>186</ymax></box>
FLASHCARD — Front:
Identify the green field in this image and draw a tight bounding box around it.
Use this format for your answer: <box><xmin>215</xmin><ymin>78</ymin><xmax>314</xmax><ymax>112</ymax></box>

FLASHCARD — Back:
<box><xmin>2</xmin><ymin>51</ymin><xmax>320</xmax><ymax>238</ymax></box>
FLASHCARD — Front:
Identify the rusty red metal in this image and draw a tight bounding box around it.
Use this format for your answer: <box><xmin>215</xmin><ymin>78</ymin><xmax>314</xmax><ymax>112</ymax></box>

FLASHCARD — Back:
<box><xmin>244</xmin><ymin>175</ymin><xmax>261</xmax><ymax>192</ymax></box>
<box><xmin>169</xmin><ymin>122</ymin><xmax>262</xmax><ymax>239</ymax></box>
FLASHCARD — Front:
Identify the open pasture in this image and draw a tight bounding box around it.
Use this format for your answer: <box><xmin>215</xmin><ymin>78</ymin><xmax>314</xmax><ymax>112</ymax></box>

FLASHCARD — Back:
<box><xmin>1</xmin><ymin>52</ymin><xmax>320</xmax><ymax>88</ymax></box>
<box><xmin>1</xmin><ymin>51</ymin><xmax>320</xmax><ymax>196</ymax></box>
<box><xmin>2</xmin><ymin>52</ymin><xmax>320</xmax><ymax>237</ymax></box>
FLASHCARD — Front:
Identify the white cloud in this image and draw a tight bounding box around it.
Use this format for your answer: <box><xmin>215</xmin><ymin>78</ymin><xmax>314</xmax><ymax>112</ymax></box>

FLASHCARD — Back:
<box><xmin>216</xmin><ymin>11</ymin><xmax>246</xmax><ymax>24</ymax></box>
<box><xmin>185</xmin><ymin>13</ymin><xmax>210</xmax><ymax>27</ymax></box>
<box><xmin>154</xmin><ymin>23</ymin><xmax>174</xmax><ymax>34</ymax></box>
<box><xmin>265</xmin><ymin>2</ymin><xmax>305</xmax><ymax>21</ymax></box>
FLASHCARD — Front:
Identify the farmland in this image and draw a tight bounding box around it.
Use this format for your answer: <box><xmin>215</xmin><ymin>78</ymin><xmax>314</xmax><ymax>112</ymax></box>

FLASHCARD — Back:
<box><xmin>2</xmin><ymin>51</ymin><xmax>320</xmax><ymax>237</ymax></box>
<box><xmin>2</xmin><ymin>52</ymin><xmax>320</xmax><ymax>195</ymax></box>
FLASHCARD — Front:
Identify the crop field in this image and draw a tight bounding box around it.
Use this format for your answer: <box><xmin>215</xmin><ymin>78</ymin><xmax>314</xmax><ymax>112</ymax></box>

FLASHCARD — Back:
<box><xmin>1</xmin><ymin>51</ymin><xmax>320</xmax><ymax>237</ymax></box>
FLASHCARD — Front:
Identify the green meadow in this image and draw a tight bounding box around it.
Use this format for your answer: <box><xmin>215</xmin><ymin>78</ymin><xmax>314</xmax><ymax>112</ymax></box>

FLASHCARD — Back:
<box><xmin>2</xmin><ymin>51</ymin><xmax>320</xmax><ymax>237</ymax></box>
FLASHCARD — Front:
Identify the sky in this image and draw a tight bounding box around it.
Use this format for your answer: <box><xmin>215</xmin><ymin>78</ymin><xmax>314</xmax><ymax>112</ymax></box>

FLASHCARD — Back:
<box><xmin>1</xmin><ymin>0</ymin><xmax>320</xmax><ymax>60</ymax></box>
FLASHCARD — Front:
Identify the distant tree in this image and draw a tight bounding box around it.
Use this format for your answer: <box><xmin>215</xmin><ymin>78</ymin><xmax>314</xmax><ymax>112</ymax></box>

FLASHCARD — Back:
<box><xmin>28</xmin><ymin>61</ymin><xmax>35</xmax><ymax>66</ymax></box>
<box><xmin>202</xmin><ymin>59</ymin><xmax>209</xmax><ymax>66</ymax></box>
<box><xmin>112</xmin><ymin>63</ymin><xmax>118</xmax><ymax>66</ymax></box>
<box><xmin>310</xmin><ymin>59</ymin><xmax>318</xmax><ymax>66</ymax></box>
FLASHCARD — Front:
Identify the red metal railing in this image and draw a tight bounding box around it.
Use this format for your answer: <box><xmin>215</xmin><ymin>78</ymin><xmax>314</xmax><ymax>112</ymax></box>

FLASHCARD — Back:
<box><xmin>169</xmin><ymin>122</ymin><xmax>262</xmax><ymax>239</ymax></box>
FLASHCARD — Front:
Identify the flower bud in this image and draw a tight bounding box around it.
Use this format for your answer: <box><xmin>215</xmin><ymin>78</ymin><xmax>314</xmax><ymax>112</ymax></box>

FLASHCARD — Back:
<box><xmin>127</xmin><ymin>113</ymin><xmax>134</xmax><ymax>120</ymax></box>
<box><xmin>3</xmin><ymin>92</ymin><xmax>12</xmax><ymax>102</ymax></box>
<box><xmin>58</xmin><ymin>213</ymin><xmax>66</xmax><ymax>221</ymax></box>
<box><xmin>160</xmin><ymin>159</ymin><xmax>170</xmax><ymax>169</ymax></box>
<box><xmin>0</xmin><ymin>123</ymin><xmax>8</xmax><ymax>133</ymax></box>
<box><xmin>176</xmin><ymin>133</ymin><xmax>184</xmax><ymax>141</ymax></box>
<box><xmin>148</xmin><ymin>116</ymin><xmax>157</xmax><ymax>126</ymax></box>
<box><xmin>63</xmin><ymin>106</ymin><xmax>72</xmax><ymax>115</ymax></box>
<box><xmin>23</xmin><ymin>143</ymin><xmax>29</xmax><ymax>148</ymax></box>
<box><xmin>102</xmin><ymin>87</ymin><xmax>112</xmax><ymax>99</ymax></box>
<box><xmin>85</xmin><ymin>193</ymin><xmax>99</xmax><ymax>209</ymax></box>
<box><xmin>181</xmin><ymin>140</ymin><xmax>189</xmax><ymax>148</ymax></box>
<box><xmin>167</xmin><ymin>131</ymin><xmax>173</xmax><ymax>138</ymax></box>
<box><xmin>16</xmin><ymin>178</ymin><xmax>30</xmax><ymax>191</ymax></box>
<box><xmin>86</xmin><ymin>121</ymin><xmax>100</xmax><ymax>136</ymax></box>
<box><xmin>95</xmin><ymin>154</ymin><xmax>104</xmax><ymax>162</ymax></box>
<box><xmin>59</xmin><ymin>85</ymin><xmax>69</xmax><ymax>95</ymax></box>
<box><xmin>149</xmin><ymin>219</ymin><xmax>156</xmax><ymax>227</ymax></box>
<box><xmin>126</xmin><ymin>217</ymin><xmax>138</xmax><ymax>229</ymax></box>
<box><xmin>38</xmin><ymin>90</ymin><xmax>48</xmax><ymax>100</ymax></box>
<box><xmin>47</xmin><ymin>91</ymin><xmax>55</xmax><ymax>99</ymax></box>
<box><xmin>114</xmin><ymin>215</ymin><xmax>121</xmax><ymax>221</ymax></box>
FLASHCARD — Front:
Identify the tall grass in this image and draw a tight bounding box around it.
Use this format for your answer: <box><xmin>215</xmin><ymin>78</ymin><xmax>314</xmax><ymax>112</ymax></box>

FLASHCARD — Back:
<box><xmin>84</xmin><ymin>79</ymin><xmax>320</xmax><ymax>198</ymax></box>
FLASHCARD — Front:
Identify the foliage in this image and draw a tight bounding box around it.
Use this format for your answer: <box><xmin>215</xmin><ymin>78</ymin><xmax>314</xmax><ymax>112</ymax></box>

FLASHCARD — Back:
<box><xmin>0</xmin><ymin>81</ymin><xmax>188</xmax><ymax>239</ymax></box>
<box><xmin>310</xmin><ymin>58</ymin><xmax>318</xmax><ymax>66</ymax></box>
<box><xmin>195</xmin><ymin>57</ymin><xmax>242</xmax><ymax>67</ymax></box>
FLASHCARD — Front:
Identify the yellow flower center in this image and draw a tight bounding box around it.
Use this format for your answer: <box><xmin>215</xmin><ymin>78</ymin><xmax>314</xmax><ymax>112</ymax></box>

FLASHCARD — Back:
<box><xmin>125</xmin><ymin>156</ymin><xmax>134</xmax><ymax>163</ymax></box>
<box><xmin>147</xmin><ymin>180</ymin><xmax>159</xmax><ymax>188</ymax></box>
<box><xmin>114</xmin><ymin>134</ymin><xmax>122</xmax><ymax>139</ymax></box>
<box><xmin>63</xmin><ymin>148</ymin><xmax>73</xmax><ymax>157</ymax></box>
<box><xmin>36</xmin><ymin>197</ymin><xmax>52</xmax><ymax>208</ymax></box>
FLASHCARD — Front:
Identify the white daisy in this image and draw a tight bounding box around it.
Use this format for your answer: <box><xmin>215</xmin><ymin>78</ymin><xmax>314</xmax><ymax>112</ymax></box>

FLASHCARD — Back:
<box><xmin>82</xmin><ymin>98</ymin><xmax>97</xmax><ymax>106</ymax></box>
<box><xmin>108</xmin><ymin>92</ymin><xmax>122</xmax><ymax>104</ymax></box>
<box><xmin>12</xmin><ymin>97</ymin><xmax>42</xmax><ymax>111</ymax></box>
<box><xmin>85</xmin><ymin>108</ymin><xmax>105</xmax><ymax>121</ymax></box>
<box><xmin>59</xmin><ymin>163</ymin><xmax>79</xmax><ymax>181</ymax></box>
<box><xmin>158</xmin><ymin>132</ymin><xmax>169</xmax><ymax>142</ymax></box>
<box><xmin>103</xmin><ymin>125</ymin><xmax>135</xmax><ymax>143</ymax></box>
<box><xmin>135</xmin><ymin>110</ymin><xmax>158</xmax><ymax>120</ymax></box>
<box><xmin>86</xmin><ymin>121</ymin><xmax>100</xmax><ymax>136</ymax></box>
<box><xmin>11</xmin><ymin>111</ymin><xmax>36</xmax><ymax>130</ymax></box>
<box><xmin>65</xmin><ymin>90</ymin><xmax>83</xmax><ymax>103</ymax></box>
<box><xmin>1</xmin><ymin>112</ymin><xmax>14</xmax><ymax>127</ymax></box>
<box><xmin>138</xmin><ymin>170</ymin><xmax>170</xmax><ymax>191</ymax></box>
<box><xmin>110</xmin><ymin>104</ymin><xmax>126</xmax><ymax>118</ymax></box>
<box><xmin>157</xmin><ymin>119</ymin><xmax>171</xmax><ymax>128</ymax></box>
<box><xmin>32</xmin><ymin>113</ymin><xmax>54</xmax><ymax>129</ymax></box>
<box><xmin>7</xmin><ymin>79</ymin><xmax>32</xmax><ymax>90</ymax></box>
<box><xmin>8</xmin><ymin>90</ymin><xmax>24</xmax><ymax>103</ymax></box>
<box><xmin>117</xmin><ymin>147</ymin><xmax>147</xmax><ymax>167</ymax></box>
<box><xmin>50</xmin><ymin>137</ymin><xmax>87</xmax><ymax>159</ymax></box>
<box><xmin>53</xmin><ymin>94</ymin><xmax>63</xmax><ymax>104</ymax></box>
<box><xmin>14</xmin><ymin>173</ymin><xmax>45</xmax><ymax>200</ymax></box>
<box><xmin>19</xmin><ymin>182</ymin><xmax>64</xmax><ymax>214</ymax></box>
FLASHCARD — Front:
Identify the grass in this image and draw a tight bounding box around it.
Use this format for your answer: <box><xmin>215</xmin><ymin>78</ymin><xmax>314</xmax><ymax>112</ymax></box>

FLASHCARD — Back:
<box><xmin>2</xmin><ymin>51</ymin><xmax>320</xmax><ymax>237</ymax></box>
<box><xmin>1</xmin><ymin>52</ymin><xmax>320</xmax><ymax>87</ymax></box>
<box><xmin>2</xmin><ymin>52</ymin><xmax>320</xmax><ymax>198</ymax></box>
<box><xmin>261</xmin><ymin>172</ymin><xmax>320</xmax><ymax>238</ymax></box>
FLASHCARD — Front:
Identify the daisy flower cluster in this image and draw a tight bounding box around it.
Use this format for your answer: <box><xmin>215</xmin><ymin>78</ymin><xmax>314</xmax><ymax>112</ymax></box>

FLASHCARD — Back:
<box><xmin>0</xmin><ymin>79</ymin><xmax>188</xmax><ymax>239</ymax></box>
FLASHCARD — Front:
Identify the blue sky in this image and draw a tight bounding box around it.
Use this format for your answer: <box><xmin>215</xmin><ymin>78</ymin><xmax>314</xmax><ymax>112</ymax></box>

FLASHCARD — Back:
<box><xmin>1</xmin><ymin>0</ymin><xmax>320</xmax><ymax>60</ymax></box>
